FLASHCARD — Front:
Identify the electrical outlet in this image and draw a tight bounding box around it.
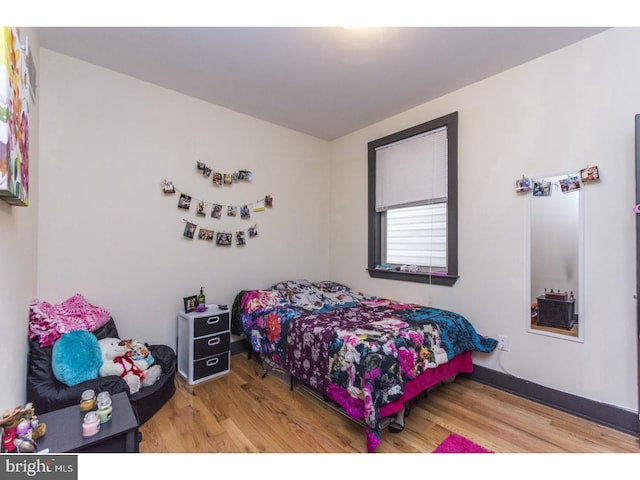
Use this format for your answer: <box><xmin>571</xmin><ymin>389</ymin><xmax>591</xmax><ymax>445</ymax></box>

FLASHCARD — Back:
<box><xmin>497</xmin><ymin>335</ymin><xmax>509</xmax><ymax>351</ymax></box>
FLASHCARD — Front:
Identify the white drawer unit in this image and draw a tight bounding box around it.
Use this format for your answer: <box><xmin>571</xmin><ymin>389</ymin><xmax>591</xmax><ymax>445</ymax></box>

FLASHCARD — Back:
<box><xmin>178</xmin><ymin>305</ymin><xmax>231</xmax><ymax>384</ymax></box>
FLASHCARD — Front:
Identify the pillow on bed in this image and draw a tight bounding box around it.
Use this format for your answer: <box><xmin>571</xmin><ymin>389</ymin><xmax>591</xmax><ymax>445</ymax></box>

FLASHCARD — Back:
<box><xmin>269</xmin><ymin>279</ymin><xmax>373</xmax><ymax>312</ymax></box>
<box><xmin>270</xmin><ymin>279</ymin><xmax>311</xmax><ymax>302</ymax></box>
<box><xmin>241</xmin><ymin>290</ymin><xmax>285</xmax><ymax>313</ymax></box>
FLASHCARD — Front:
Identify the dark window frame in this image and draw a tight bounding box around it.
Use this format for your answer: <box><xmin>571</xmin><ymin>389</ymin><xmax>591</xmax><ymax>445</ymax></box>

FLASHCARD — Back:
<box><xmin>367</xmin><ymin>111</ymin><xmax>459</xmax><ymax>286</ymax></box>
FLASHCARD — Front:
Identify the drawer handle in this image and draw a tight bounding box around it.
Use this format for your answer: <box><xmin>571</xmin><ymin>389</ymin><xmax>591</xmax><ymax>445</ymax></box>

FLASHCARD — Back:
<box><xmin>207</xmin><ymin>316</ymin><xmax>220</xmax><ymax>325</ymax></box>
<box><xmin>208</xmin><ymin>337</ymin><xmax>221</xmax><ymax>347</ymax></box>
<box><xmin>206</xmin><ymin>357</ymin><xmax>220</xmax><ymax>367</ymax></box>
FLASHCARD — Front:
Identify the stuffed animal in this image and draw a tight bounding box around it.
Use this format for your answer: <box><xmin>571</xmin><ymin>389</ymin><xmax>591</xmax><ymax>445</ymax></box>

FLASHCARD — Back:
<box><xmin>98</xmin><ymin>338</ymin><xmax>162</xmax><ymax>394</ymax></box>
<box><xmin>120</xmin><ymin>338</ymin><xmax>155</xmax><ymax>368</ymax></box>
<box><xmin>1</xmin><ymin>403</ymin><xmax>46</xmax><ymax>453</ymax></box>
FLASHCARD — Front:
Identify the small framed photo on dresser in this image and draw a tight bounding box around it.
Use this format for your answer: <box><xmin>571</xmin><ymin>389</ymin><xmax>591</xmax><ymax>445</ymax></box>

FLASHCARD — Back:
<box><xmin>183</xmin><ymin>295</ymin><xmax>197</xmax><ymax>313</ymax></box>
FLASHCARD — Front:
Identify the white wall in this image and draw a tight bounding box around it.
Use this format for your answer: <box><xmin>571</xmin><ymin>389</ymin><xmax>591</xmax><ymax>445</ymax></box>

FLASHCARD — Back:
<box><xmin>37</xmin><ymin>49</ymin><xmax>331</xmax><ymax>350</ymax></box>
<box><xmin>329</xmin><ymin>27</ymin><xmax>639</xmax><ymax>412</ymax></box>
<box><xmin>0</xmin><ymin>27</ymin><xmax>39</xmax><ymax>412</ymax></box>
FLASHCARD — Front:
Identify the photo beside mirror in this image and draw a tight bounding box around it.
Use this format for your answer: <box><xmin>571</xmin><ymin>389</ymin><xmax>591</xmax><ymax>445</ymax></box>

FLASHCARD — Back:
<box><xmin>528</xmin><ymin>173</ymin><xmax>583</xmax><ymax>341</ymax></box>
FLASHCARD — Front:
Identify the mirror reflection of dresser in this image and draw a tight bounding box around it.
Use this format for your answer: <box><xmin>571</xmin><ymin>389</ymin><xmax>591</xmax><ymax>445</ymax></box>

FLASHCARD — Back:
<box><xmin>536</xmin><ymin>293</ymin><xmax>577</xmax><ymax>330</ymax></box>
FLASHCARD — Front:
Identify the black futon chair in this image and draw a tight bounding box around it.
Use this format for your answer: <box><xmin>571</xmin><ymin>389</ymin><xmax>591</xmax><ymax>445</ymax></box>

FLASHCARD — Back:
<box><xmin>26</xmin><ymin>317</ymin><xmax>176</xmax><ymax>426</ymax></box>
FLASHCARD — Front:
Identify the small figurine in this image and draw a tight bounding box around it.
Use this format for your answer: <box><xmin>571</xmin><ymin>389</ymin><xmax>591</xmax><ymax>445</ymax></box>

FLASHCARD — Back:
<box><xmin>14</xmin><ymin>437</ymin><xmax>38</xmax><ymax>453</ymax></box>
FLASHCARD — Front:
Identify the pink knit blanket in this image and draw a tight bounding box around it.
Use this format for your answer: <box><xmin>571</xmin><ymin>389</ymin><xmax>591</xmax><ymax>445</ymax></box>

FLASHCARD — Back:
<box><xmin>29</xmin><ymin>294</ymin><xmax>111</xmax><ymax>347</ymax></box>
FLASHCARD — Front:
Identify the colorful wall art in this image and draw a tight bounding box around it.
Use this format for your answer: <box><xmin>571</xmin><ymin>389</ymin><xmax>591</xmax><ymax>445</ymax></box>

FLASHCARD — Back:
<box><xmin>0</xmin><ymin>27</ymin><xmax>31</xmax><ymax>206</ymax></box>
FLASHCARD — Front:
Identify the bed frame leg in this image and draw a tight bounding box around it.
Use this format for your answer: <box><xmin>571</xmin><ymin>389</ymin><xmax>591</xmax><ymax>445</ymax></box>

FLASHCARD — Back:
<box><xmin>290</xmin><ymin>374</ymin><xmax>294</xmax><ymax>391</ymax></box>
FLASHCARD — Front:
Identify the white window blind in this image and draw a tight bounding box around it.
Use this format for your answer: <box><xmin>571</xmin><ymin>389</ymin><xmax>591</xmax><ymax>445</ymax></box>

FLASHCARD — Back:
<box><xmin>375</xmin><ymin>126</ymin><xmax>447</xmax><ymax>212</ymax></box>
<box><xmin>385</xmin><ymin>203</ymin><xmax>447</xmax><ymax>268</ymax></box>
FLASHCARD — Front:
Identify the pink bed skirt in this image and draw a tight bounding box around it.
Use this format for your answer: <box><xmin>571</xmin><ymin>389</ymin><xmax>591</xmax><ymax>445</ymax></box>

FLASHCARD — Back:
<box><xmin>326</xmin><ymin>350</ymin><xmax>474</xmax><ymax>420</ymax></box>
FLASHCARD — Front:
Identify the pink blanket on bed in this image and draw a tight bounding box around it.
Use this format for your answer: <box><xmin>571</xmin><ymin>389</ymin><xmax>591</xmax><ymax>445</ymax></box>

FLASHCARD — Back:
<box><xmin>29</xmin><ymin>294</ymin><xmax>111</xmax><ymax>347</ymax></box>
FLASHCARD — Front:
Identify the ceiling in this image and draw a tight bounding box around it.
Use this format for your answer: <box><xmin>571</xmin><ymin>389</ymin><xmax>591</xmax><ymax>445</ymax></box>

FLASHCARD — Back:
<box><xmin>37</xmin><ymin>27</ymin><xmax>609</xmax><ymax>141</ymax></box>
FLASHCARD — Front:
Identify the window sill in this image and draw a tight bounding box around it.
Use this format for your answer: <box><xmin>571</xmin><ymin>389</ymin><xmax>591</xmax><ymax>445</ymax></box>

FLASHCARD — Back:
<box><xmin>367</xmin><ymin>268</ymin><xmax>459</xmax><ymax>286</ymax></box>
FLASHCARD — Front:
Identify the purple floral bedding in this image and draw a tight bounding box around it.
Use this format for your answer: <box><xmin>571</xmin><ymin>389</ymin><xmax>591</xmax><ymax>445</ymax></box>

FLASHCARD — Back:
<box><xmin>237</xmin><ymin>280</ymin><xmax>498</xmax><ymax>452</ymax></box>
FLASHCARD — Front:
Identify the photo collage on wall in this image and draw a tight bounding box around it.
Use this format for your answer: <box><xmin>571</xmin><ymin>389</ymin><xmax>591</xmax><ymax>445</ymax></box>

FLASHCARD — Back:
<box><xmin>196</xmin><ymin>160</ymin><xmax>253</xmax><ymax>185</ymax></box>
<box><xmin>515</xmin><ymin>165</ymin><xmax>600</xmax><ymax>197</ymax></box>
<box><xmin>161</xmin><ymin>171</ymin><xmax>272</xmax><ymax>247</ymax></box>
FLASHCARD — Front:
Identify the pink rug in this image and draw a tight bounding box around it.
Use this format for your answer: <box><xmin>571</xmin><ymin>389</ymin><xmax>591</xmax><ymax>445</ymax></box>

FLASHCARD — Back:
<box><xmin>432</xmin><ymin>433</ymin><xmax>493</xmax><ymax>453</ymax></box>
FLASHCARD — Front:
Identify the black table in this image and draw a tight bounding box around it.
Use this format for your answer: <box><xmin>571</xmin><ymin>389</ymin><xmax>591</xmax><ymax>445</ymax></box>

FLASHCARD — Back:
<box><xmin>35</xmin><ymin>392</ymin><xmax>139</xmax><ymax>453</ymax></box>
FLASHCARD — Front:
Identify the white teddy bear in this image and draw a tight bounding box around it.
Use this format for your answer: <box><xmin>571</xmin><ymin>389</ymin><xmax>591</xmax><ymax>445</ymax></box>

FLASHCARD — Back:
<box><xmin>98</xmin><ymin>338</ymin><xmax>162</xmax><ymax>394</ymax></box>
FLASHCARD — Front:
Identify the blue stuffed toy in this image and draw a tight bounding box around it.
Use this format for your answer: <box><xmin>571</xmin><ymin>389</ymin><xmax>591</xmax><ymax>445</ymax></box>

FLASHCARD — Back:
<box><xmin>52</xmin><ymin>330</ymin><xmax>103</xmax><ymax>386</ymax></box>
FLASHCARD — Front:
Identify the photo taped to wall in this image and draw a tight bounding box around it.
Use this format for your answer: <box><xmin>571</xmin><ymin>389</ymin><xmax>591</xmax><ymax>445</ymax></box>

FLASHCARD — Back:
<box><xmin>196</xmin><ymin>200</ymin><xmax>206</xmax><ymax>216</ymax></box>
<box><xmin>161</xmin><ymin>179</ymin><xmax>175</xmax><ymax>194</ymax></box>
<box><xmin>580</xmin><ymin>165</ymin><xmax>599</xmax><ymax>182</ymax></box>
<box><xmin>178</xmin><ymin>193</ymin><xmax>192</xmax><ymax>209</ymax></box>
<box><xmin>183</xmin><ymin>222</ymin><xmax>196</xmax><ymax>239</ymax></box>
<box><xmin>211</xmin><ymin>204</ymin><xmax>222</xmax><ymax>219</ymax></box>
<box><xmin>198</xmin><ymin>228</ymin><xmax>214</xmax><ymax>240</ymax></box>
<box><xmin>216</xmin><ymin>232</ymin><xmax>232</xmax><ymax>246</ymax></box>
<box><xmin>559</xmin><ymin>175</ymin><xmax>580</xmax><ymax>193</ymax></box>
<box><xmin>533</xmin><ymin>180</ymin><xmax>551</xmax><ymax>197</ymax></box>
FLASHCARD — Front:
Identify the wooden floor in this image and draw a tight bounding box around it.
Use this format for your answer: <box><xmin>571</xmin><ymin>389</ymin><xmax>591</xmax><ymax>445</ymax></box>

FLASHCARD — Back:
<box><xmin>139</xmin><ymin>353</ymin><xmax>640</xmax><ymax>454</ymax></box>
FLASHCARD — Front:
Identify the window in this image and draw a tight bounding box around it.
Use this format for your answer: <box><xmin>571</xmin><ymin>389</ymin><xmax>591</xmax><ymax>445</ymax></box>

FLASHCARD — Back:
<box><xmin>367</xmin><ymin>112</ymin><xmax>458</xmax><ymax>286</ymax></box>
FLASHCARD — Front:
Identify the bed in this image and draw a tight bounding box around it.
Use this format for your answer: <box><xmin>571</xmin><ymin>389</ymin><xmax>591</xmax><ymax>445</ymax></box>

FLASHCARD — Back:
<box><xmin>231</xmin><ymin>279</ymin><xmax>498</xmax><ymax>452</ymax></box>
